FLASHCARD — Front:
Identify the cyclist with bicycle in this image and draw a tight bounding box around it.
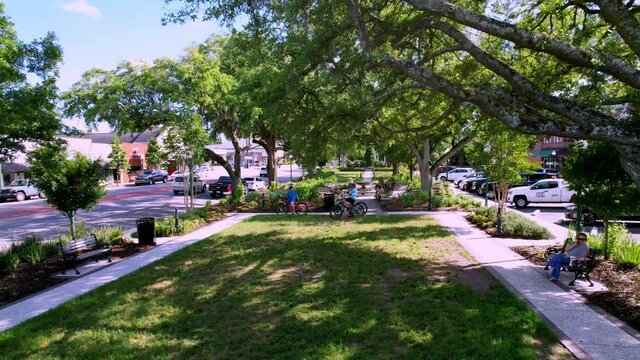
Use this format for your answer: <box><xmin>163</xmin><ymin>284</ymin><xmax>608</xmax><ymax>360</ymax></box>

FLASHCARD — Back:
<box><xmin>286</xmin><ymin>184</ymin><xmax>298</xmax><ymax>212</ymax></box>
<box><xmin>346</xmin><ymin>182</ymin><xmax>358</xmax><ymax>215</ymax></box>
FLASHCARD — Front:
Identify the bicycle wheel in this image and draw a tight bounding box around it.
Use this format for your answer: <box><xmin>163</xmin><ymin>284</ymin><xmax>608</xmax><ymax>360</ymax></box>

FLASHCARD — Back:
<box><xmin>295</xmin><ymin>203</ymin><xmax>308</xmax><ymax>214</ymax></box>
<box><xmin>329</xmin><ymin>204</ymin><xmax>344</xmax><ymax>219</ymax></box>
<box><xmin>275</xmin><ymin>204</ymin><xmax>288</xmax><ymax>215</ymax></box>
<box><xmin>352</xmin><ymin>204</ymin><xmax>365</xmax><ymax>217</ymax></box>
<box><xmin>355</xmin><ymin>201</ymin><xmax>368</xmax><ymax>215</ymax></box>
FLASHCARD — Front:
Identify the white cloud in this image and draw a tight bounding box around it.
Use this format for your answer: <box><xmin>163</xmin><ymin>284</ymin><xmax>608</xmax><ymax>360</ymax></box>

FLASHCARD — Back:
<box><xmin>59</xmin><ymin>0</ymin><xmax>101</xmax><ymax>20</ymax></box>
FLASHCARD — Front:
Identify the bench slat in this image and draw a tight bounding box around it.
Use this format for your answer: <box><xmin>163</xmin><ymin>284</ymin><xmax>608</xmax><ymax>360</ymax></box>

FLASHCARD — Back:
<box><xmin>61</xmin><ymin>235</ymin><xmax>98</xmax><ymax>254</ymax></box>
<box><xmin>77</xmin><ymin>248</ymin><xmax>110</xmax><ymax>261</ymax></box>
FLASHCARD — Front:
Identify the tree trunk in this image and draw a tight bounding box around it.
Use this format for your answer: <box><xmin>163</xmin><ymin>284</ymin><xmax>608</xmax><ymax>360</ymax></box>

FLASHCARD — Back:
<box><xmin>254</xmin><ymin>135</ymin><xmax>278</xmax><ymax>185</ymax></box>
<box><xmin>603</xmin><ymin>218</ymin><xmax>610</xmax><ymax>260</ymax></box>
<box><xmin>189</xmin><ymin>159</ymin><xmax>194</xmax><ymax>210</ymax></box>
<box><xmin>68</xmin><ymin>212</ymin><xmax>77</xmax><ymax>240</ymax></box>
<box><xmin>392</xmin><ymin>162</ymin><xmax>399</xmax><ymax>176</ymax></box>
<box><xmin>207</xmin><ymin>151</ymin><xmax>239</xmax><ymax>191</ymax></box>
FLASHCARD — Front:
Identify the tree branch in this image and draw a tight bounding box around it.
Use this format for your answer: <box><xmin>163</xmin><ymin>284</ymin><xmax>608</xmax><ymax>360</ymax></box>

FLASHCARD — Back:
<box><xmin>405</xmin><ymin>0</ymin><xmax>640</xmax><ymax>89</ymax></box>
<box><xmin>593</xmin><ymin>0</ymin><xmax>640</xmax><ymax>57</ymax></box>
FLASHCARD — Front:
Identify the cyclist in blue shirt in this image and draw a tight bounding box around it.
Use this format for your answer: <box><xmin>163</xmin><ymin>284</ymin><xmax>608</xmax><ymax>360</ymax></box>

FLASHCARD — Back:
<box><xmin>286</xmin><ymin>184</ymin><xmax>298</xmax><ymax>212</ymax></box>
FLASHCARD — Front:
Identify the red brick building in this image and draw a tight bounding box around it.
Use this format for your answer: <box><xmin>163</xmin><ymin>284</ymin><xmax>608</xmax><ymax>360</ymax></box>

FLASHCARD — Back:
<box><xmin>528</xmin><ymin>136</ymin><xmax>572</xmax><ymax>171</ymax></box>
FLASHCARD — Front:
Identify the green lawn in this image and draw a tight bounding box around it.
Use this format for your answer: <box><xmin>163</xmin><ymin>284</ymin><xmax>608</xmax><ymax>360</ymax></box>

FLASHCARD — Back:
<box><xmin>0</xmin><ymin>215</ymin><xmax>569</xmax><ymax>359</ymax></box>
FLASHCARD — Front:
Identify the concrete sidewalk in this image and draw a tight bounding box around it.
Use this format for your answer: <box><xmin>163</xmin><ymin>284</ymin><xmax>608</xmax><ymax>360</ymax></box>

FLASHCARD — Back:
<box><xmin>0</xmin><ymin>213</ymin><xmax>253</xmax><ymax>333</ymax></box>
<box><xmin>431</xmin><ymin>211</ymin><xmax>640</xmax><ymax>360</ymax></box>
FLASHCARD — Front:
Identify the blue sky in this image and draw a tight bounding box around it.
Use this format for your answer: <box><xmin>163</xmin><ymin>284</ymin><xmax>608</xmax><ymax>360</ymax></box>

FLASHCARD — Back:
<box><xmin>4</xmin><ymin>0</ymin><xmax>231</xmax><ymax>131</ymax></box>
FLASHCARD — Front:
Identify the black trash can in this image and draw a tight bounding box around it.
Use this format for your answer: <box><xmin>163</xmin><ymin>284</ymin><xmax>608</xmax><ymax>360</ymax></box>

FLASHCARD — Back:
<box><xmin>136</xmin><ymin>217</ymin><xmax>156</xmax><ymax>245</ymax></box>
<box><xmin>323</xmin><ymin>193</ymin><xmax>335</xmax><ymax>211</ymax></box>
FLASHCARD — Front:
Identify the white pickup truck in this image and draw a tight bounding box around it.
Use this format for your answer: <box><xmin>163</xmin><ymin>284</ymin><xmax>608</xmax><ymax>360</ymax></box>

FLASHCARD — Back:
<box><xmin>507</xmin><ymin>179</ymin><xmax>575</xmax><ymax>208</ymax></box>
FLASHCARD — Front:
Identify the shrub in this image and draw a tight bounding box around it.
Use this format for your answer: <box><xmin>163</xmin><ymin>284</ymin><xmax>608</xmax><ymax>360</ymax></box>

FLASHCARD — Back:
<box><xmin>467</xmin><ymin>207</ymin><xmax>552</xmax><ymax>239</ymax></box>
<box><xmin>392</xmin><ymin>171</ymin><xmax>420</xmax><ymax>189</ymax></box>
<box><xmin>500</xmin><ymin>212</ymin><xmax>552</xmax><ymax>239</ymax></box>
<box><xmin>244</xmin><ymin>191</ymin><xmax>261</xmax><ymax>203</ymax></box>
<box><xmin>93</xmin><ymin>226</ymin><xmax>128</xmax><ymax>246</ymax></box>
<box><xmin>12</xmin><ymin>236</ymin><xmax>57</xmax><ymax>265</ymax></box>
<box><xmin>614</xmin><ymin>239</ymin><xmax>640</xmax><ymax>267</ymax></box>
<box><xmin>0</xmin><ymin>249</ymin><xmax>20</xmax><ymax>275</ymax></box>
<box><xmin>398</xmin><ymin>191</ymin><xmax>480</xmax><ymax>209</ymax></box>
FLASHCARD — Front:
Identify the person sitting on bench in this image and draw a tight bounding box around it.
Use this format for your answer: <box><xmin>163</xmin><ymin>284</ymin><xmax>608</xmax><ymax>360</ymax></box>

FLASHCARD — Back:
<box><xmin>547</xmin><ymin>232</ymin><xmax>589</xmax><ymax>281</ymax></box>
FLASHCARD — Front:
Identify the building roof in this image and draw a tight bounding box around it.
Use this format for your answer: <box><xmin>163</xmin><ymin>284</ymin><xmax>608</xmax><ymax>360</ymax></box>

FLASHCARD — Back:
<box><xmin>86</xmin><ymin>128</ymin><xmax>163</xmax><ymax>144</ymax></box>
<box><xmin>1</xmin><ymin>163</ymin><xmax>29</xmax><ymax>174</ymax></box>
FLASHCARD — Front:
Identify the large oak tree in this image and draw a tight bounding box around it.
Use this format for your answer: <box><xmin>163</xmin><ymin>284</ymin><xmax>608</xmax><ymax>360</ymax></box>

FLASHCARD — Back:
<box><xmin>164</xmin><ymin>0</ymin><xmax>640</xmax><ymax>187</ymax></box>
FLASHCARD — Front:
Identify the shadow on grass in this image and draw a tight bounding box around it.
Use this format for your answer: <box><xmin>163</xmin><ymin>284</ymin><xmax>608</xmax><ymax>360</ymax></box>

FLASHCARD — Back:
<box><xmin>0</xmin><ymin>215</ymin><xmax>565</xmax><ymax>359</ymax></box>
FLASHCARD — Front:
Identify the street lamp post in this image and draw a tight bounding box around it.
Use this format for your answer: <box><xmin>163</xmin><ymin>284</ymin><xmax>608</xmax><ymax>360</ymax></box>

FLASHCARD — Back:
<box><xmin>551</xmin><ymin>150</ymin><xmax>557</xmax><ymax>171</ymax></box>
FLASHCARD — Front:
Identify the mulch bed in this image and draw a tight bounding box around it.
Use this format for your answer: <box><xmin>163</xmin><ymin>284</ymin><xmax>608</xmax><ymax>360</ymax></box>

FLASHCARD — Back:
<box><xmin>0</xmin><ymin>243</ymin><xmax>153</xmax><ymax>308</ymax></box>
<box><xmin>512</xmin><ymin>245</ymin><xmax>640</xmax><ymax>332</ymax></box>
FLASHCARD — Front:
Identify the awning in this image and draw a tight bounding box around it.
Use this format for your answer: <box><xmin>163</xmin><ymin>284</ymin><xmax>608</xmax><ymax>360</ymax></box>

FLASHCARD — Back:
<box><xmin>0</xmin><ymin>163</ymin><xmax>29</xmax><ymax>175</ymax></box>
<box><xmin>530</xmin><ymin>148</ymin><xmax>570</xmax><ymax>158</ymax></box>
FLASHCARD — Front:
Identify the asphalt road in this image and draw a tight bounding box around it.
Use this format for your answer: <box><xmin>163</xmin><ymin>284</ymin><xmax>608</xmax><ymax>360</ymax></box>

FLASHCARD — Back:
<box><xmin>0</xmin><ymin>165</ymin><xmax>304</xmax><ymax>248</ymax></box>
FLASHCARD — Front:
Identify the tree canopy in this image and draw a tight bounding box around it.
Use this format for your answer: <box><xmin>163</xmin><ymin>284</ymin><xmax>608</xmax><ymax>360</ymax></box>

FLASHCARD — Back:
<box><xmin>29</xmin><ymin>142</ymin><xmax>107</xmax><ymax>239</ymax></box>
<box><xmin>0</xmin><ymin>3</ymin><xmax>62</xmax><ymax>161</ymax></box>
<box><xmin>163</xmin><ymin>0</ymin><xmax>640</xmax><ymax>187</ymax></box>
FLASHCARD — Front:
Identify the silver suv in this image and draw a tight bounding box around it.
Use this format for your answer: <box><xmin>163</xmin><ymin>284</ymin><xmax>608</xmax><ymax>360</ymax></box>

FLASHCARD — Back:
<box><xmin>0</xmin><ymin>179</ymin><xmax>45</xmax><ymax>202</ymax></box>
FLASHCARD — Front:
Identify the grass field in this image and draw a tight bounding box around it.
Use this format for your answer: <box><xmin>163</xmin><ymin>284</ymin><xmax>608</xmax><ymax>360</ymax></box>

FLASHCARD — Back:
<box><xmin>0</xmin><ymin>215</ymin><xmax>570</xmax><ymax>359</ymax></box>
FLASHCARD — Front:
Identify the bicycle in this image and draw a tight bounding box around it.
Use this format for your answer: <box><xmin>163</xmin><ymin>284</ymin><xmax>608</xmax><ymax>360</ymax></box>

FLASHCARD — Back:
<box><xmin>275</xmin><ymin>197</ymin><xmax>308</xmax><ymax>215</ymax></box>
<box><xmin>329</xmin><ymin>192</ymin><xmax>367</xmax><ymax>219</ymax></box>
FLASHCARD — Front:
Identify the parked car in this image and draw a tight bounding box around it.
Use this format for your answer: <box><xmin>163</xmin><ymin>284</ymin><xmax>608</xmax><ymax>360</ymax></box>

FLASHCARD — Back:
<box><xmin>0</xmin><ymin>179</ymin><xmax>45</xmax><ymax>202</ymax></box>
<box><xmin>434</xmin><ymin>165</ymin><xmax>456</xmax><ymax>176</ymax></box>
<box><xmin>243</xmin><ymin>177</ymin><xmax>267</xmax><ymax>191</ymax></box>
<box><xmin>259</xmin><ymin>167</ymin><xmax>269</xmax><ymax>177</ymax></box>
<box><xmin>438</xmin><ymin>168</ymin><xmax>474</xmax><ymax>182</ymax></box>
<box><xmin>135</xmin><ymin>170</ymin><xmax>168</xmax><ymax>185</ymax></box>
<box><xmin>458</xmin><ymin>173</ymin><xmax>483</xmax><ymax>189</ymax></box>
<box><xmin>564</xmin><ymin>204</ymin><xmax>640</xmax><ymax>226</ymax></box>
<box><xmin>172</xmin><ymin>175</ymin><xmax>206</xmax><ymax>195</ymax></box>
<box><xmin>455</xmin><ymin>172</ymin><xmax>481</xmax><ymax>187</ymax></box>
<box><xmin>507</xmin><ymin>179</ymin><xmax>576</xmax><ymax>208</ymax></box>
<box><xmin>168</xmin><ymin>171</ymin><xmax>183</xmax><ymax>182</ymax></box>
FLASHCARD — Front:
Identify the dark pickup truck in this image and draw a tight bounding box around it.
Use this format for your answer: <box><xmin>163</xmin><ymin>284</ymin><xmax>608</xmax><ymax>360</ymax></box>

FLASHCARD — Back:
<box><xmin>209</xmin><ymin>176</ymin><xmax>249</xmax><ymax>198</ymax></box>
<box><xmin>209</xmin><ymin>176</ymin><xmax>233</xmax><ymax>198</ymax></box>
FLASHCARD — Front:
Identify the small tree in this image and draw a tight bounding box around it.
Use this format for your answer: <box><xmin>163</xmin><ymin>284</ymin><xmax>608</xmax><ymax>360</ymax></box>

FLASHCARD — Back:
<box><xmin>563</xmin><ymin>142</ymin><xmax>640</xmax><ymax>259</ymax></box>
<box><xmin>145</xmin><ymin>138</ymin><xmax>167</xmax><ymax>169</ymax></box>
<box><xmin>466</xmin><ymin>120</ymin><xmax>537</xmax><ymax>234</ymax></box>
<box><xmin>29</xmin><ymin>142</ymin><xmax>107</xmax><ymax>239</ymax></box>
<box><xmin>108</xmin><ymin>136</ymin><xmax>128</xmax><ymax>185</ymax></box>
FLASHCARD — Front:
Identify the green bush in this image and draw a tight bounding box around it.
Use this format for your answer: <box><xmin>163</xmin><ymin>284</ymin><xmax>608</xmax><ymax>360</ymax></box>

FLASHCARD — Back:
<box><xmin>467</xmin><ymin>207</ymin><xmax>552</xmax><ymax>239</ymax></box>
<box><xmin>11</xmin><ymin>236</ymin><xmax>57</xmax><ymax>265</ymax></box>
<box><xmin>588</xmin><ymin>223</ymin><xmax>640</xmax><ymax>266</ymax></box>
<box><xmin>398</xmin><ymin>191</ymin><xmax>480</xmax><ymax>209</ymax></box>
<box><xmin>501</xmin><ymin>212</ymin><xmax>552</xmax><ymax>239</ymax></box>
<box><xmin>392</xmin><ymin>171</ymin><xmax>420</xmax><ymax>189</ymax></box>
<box><xmin>337</xmin><ymin>167</ymin><xmax>393</xmax><ymax>172</ymax></box>
<box><xmin>0</xmin><ymin>248</ymin><xmax>21</xmax><ymax>274</ymax></box>
<box><xmin>244</xmin><ymin>191</ymin><xmax>261</xmax><ymax>203</ymax></box>
<box><xmin>93</xmin><ymin>226</ymin><xmax>128</xmax><ymax>246</ymax></box>
<box><xmin>614</xmin><ymin>239</ymin><xmax>640</xmax><ymax>266</ymax></box>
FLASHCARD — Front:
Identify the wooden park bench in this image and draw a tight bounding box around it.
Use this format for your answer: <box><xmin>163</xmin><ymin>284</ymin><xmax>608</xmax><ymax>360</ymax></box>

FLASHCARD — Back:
<box><xmin>59</xmin><ymin>234</ymin><xmax>112</xmax><ymax>275</ymax></box>
<box><xmin>544</xmin><ymin>242</ymin><xmax>599</xmax><ymax>287</ymax></box>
